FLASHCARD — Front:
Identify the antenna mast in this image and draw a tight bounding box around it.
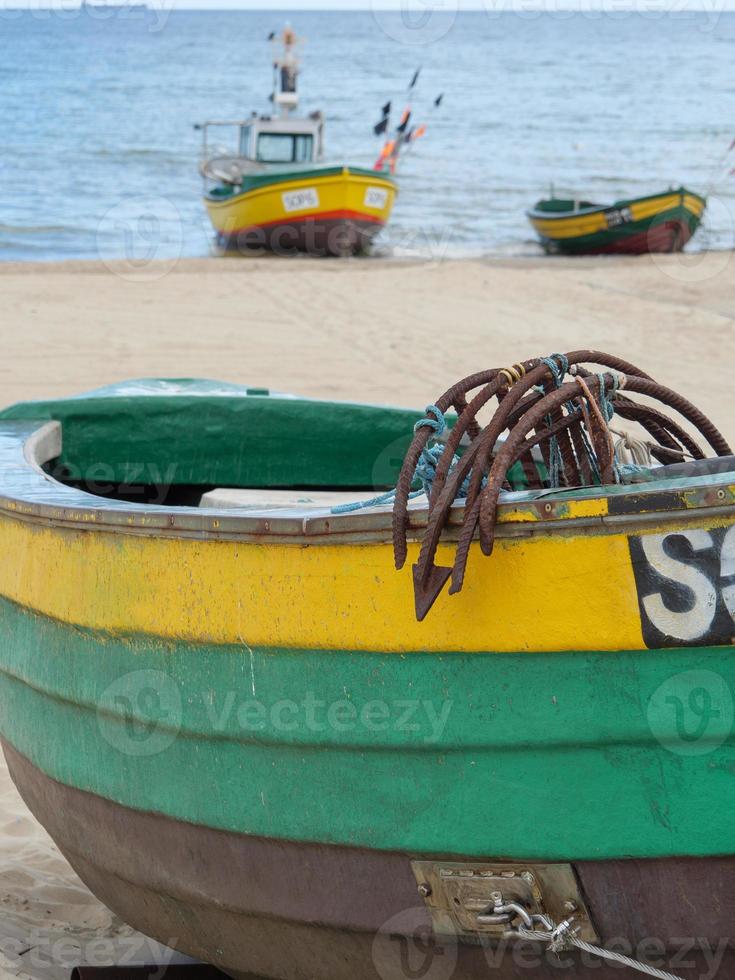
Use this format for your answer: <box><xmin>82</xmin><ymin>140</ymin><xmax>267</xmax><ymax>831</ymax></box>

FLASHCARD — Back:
<box><xmin>271</xmin><ymin>24</ymin><xmax>301</xmax><ymax>118</ymax></box>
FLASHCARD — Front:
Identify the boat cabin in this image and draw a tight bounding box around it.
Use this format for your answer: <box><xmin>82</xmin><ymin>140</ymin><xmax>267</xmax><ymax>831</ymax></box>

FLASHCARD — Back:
<box><xmin>196</xmin><ymin>113</ymin><xmax>325</xmax><ymax>184</ymax></box>
<box><xmin>239</xmin><ymin>114</ymin><xmax>324</xmax><ymax>165</ymax></box>
<box><xmin>197</xmin><ymin>24</ymin><xmax>325</xmax><ymax>180</ymax></box>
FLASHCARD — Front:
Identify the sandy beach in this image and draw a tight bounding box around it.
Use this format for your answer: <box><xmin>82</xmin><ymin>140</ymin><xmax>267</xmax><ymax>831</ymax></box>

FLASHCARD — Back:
<box><xmin>2</xmin><ymin>253</ymin><xmax>734</xmax><ymax>433</ymax></box>
<box><xmin>1</xmin><ymin>251</ymin><xmax>734</xmax><ymax>978</ymax></box>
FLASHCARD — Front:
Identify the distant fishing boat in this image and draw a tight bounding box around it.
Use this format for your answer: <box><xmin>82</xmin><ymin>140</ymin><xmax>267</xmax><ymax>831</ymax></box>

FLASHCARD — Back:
<box><xmin>81</xmin><ymin>0</ymin><xmax>149</xmax><ymax>10</ymax></box>
<box><xmin>197</xmin><ymin>27</ymin><xmax>397</xmax><ymax>257</ymax></box>
<box><xmin>527</xmin><ymin>187</ymin><xmax>706</xmax><ymax>255</ymax></box>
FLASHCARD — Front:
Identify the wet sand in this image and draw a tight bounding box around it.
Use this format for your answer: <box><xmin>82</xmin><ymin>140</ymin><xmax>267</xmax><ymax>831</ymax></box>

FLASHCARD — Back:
<box><xmin>0</xmin><ymin>251</ymin><xmax>733</xmax><ymax>978</ymax></box>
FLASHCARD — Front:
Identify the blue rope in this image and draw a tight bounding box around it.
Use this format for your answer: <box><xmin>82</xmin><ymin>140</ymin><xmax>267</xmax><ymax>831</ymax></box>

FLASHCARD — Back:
<box><xmin>415</xmin><ymin>442</ymin><xmax>445</xmax><ymax>495</ymax></box>
<box><xmin>415</xmin><ymin>442</ymin><xmax>472</xmax><ymax>498</ymax></box>
<box><xmin>538</xmin><ymin>353</ymin><xmax>569</xmax><ymax>489</ymax></box>
<box><xmin>331</xmin><ymin>405</ymin><xmax>470</xmax><ymax>515</ymax></box>
<box><xmin>539</xmin><ymin>353</ymin><xmax>569</xmax><ymax>387</ymax></box>
<box><xmin>330</xmin><ymin>487</ymin><xmax>421</xmax><ymax>515</ymax></box>
<box><xmin>414</xmin><ymin>404</ymin><xmax>446</xmax><ymax>436</ymax></box>
<box><xmin>594</xmin><ymin>372</ymin><xmax>616</xmax><ymax>421</ymax></box>
<box><xmin>414</xmin><ymin>405</ymin><xmax>476</xmax><ymax>497</ymax></box>
<box><xmin>617</xmin><ymin>462</ymin><xmax>657</xmax><ymax>484</ymax></box>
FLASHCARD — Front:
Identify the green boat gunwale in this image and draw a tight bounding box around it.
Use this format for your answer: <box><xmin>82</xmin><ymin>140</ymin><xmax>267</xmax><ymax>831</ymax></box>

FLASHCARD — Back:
<box><xmin>204</xmin><ymin>163</ymin><xmax>398</xmax><ymax>204</ymax></box>
<box><xmin>3</xmin><ymin>416</ymin><xmax>735</xmax><ymax>545</ymax></box>
<box><xmin>526</xmin><ymin>186</ymin><xmax>706</xmax><ymax>222</ymax></box>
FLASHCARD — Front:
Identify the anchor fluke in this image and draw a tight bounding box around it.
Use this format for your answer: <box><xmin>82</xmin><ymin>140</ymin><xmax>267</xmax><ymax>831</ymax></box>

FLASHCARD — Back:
<box><xmin>413</xmin><ymin>564</ymin><xmax>452</xmax><ymax>622</ymax></box>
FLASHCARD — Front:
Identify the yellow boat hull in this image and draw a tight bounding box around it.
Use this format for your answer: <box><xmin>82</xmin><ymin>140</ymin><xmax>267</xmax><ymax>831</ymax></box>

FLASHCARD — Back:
<box><xmin>205</xmin><ymin>165</ymin><xmax>397</xmax><ymax>256</ymax></box>
<box><xmin>3</xmin><ymin>385</ymin><xmax>735</xmax><ymax>980</ymax></box>
<box><xmin>527</xmin><ymin>187</ymin><xmax>706</xmax><ymax>254</ymax></box>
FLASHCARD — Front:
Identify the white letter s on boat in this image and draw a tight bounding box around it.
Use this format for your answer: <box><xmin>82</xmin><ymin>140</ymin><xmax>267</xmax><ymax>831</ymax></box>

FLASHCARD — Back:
<box><xmin>640</xmin><ymin>530</ymin><xmax>717</xmax><ymax>642</ymax></box>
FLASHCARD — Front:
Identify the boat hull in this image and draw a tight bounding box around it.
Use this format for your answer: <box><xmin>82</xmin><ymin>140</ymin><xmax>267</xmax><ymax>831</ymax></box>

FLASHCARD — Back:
<box><xmin>1</xmin><ymin>388</ymin><xmax>735</xmax><ymax>977</ymax></box>
<box><xmin>5</xmin><ymin>579</ymin><xmax>735</xmax><ymax>860</ymax></box>
<box><xmin>3</xmin><ymin>569</ymin><xmax>735</xmax><ymax>978</ymax></box>
<box><xmin>6</xmin><ymin>742</ymin><xmax>735</xmax><ymax>980</ymax></box>
<box><xmin>527</xmin><ymin>189</ymin><xmax>706</xmax><ymax>255</ymax></box>
<box><xmin>204</xmin><ymin>166</ymin><xmax>397</xmax><ymax>257</ymax></box>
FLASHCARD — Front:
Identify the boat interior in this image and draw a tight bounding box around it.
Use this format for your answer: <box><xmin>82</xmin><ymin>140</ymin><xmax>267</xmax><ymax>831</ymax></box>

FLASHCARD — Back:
<box><xmin>1</xmin><ymin>381</ymin><xmax>734</xmax><ymax>538</ymax></box>
<box><xmin>529</xmin><ymin>187</ymin><xmax>699</xmax><ymax>220</ymax></box>
<box><xmin>531</xmin><ymin>197</ymin><xmax>601</xmax><ymax>215</ymax></box>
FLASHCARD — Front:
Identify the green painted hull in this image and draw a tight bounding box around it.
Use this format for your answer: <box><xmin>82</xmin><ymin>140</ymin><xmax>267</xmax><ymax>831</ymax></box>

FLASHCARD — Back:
<box><xmin>528</xmin><ymin>188</ymin><xmax>706</xmax><ymax>255</ymax></box>
<box><xmin>2</xmin><ymin>594</ymin><xmax>734</xmax><ymax>861</ymax></box>
<box><xmin>0</xmin><ymin>381</ymin><xmax>540</xmax><ymax>495</ymax></box>
<box><xmin>207</xmin><ymin>164</ymin><xmax>397</xmax><ymax>200</ymax></box>
<box><xmin>0</xmin><ymin>380</ymin><xmax>420</xmax><ymax>490</ymax></box>
<box><xmin>544</xmin><ymin>205</ymin><xmax>702</xmax><ymax>255</ymax></box>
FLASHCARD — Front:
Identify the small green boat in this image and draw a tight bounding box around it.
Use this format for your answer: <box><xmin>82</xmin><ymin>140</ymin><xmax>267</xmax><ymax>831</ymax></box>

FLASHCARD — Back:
<box><xmin>528</xmin><ymin>187</ymin><xmax>706</xmax><ymax>254</ymax></box>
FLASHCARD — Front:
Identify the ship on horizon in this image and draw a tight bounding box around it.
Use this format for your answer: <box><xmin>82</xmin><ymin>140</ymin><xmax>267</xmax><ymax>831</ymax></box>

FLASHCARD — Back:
<box><xmin>80</xmin><ymin>0</ymin><xmax>150</xmax><ymax>11</ymax></box>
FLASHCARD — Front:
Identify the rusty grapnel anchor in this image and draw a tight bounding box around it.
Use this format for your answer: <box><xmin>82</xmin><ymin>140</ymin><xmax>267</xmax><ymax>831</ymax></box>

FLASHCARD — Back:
<box><xmin>392</xmin><ymin>350</ymin><xmax>732</xmax><ymax>622</ymax></box>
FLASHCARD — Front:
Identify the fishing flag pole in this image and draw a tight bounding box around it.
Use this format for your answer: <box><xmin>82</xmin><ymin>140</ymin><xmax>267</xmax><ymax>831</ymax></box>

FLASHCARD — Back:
<box><xmin>399</xmin><ymin>91</ymin><xmax>444</xmax><ymax>161</ymax></box>
<box><xmin>372</xmin><ymin>71</ymin><xmax>442</xmax><ymax>173</ymax></box>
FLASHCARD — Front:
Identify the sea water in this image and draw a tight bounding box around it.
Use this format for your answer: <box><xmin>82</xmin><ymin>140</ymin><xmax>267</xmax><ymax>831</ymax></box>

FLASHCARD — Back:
<box><xmin>2</xmin><ymin>7</ymin><xmax>734</xmax><ymax>261</ymax></box>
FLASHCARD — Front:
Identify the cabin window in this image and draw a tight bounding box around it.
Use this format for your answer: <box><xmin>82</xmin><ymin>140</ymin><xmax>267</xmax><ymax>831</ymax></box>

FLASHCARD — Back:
<box><xmin>239</xmin><ymin>127</ymin><xmax>253</xmax><ymax>157</ymax></box>
<box><xmin>256</xmin><ymin>133</ymin><xmax>314</xmax><ymax>164</ymax></box>
<box><xmin>294</xmin><ymin>135</ymin><xmax>313</xmax><ymax>162</ymax></box>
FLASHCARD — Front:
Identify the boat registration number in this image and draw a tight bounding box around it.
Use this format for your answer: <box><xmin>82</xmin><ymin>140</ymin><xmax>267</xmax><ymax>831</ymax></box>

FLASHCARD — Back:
<box><xmin>364</xmin><ymin>187</ymin><xmax>389</xmax><ymax>210</ymax></box>
<box><xmin>605</xmin><ymin>207</ymin><xmax>633</xmax><ymax>229</ymax></box>
<box><xmin>282</xmin><ymin>188</ymin><xmax>319</xmax><ymax>213</ymax></box>
<box><xmin>630</xmin><ymin>527</ymin><xmax>735</xmax><ymax>647</ymax></box>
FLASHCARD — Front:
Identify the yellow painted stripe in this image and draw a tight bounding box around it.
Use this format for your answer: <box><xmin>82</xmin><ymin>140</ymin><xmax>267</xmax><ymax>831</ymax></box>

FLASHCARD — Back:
<box><xmin>206</xmin><ymin>171</ymin><xmax>396</xmax><ymax>209</ymax></box>
<box><xmin>683</xmin><ymin>193</ymin><xmax>707</xmax><ymax>217</ymax></box>
<box><xmin>530</xmin><ymin>192</ymin><xmax>705</xmax><ymax>241</ymax></box>
<box><xmin>628</xmin><ymin>193</ymin><xmax>680</xmax><ymax>222</ymax></box>
<box><xmin>499</xmin><ymin>497</ymin><xmax>609</xmax><ymax>523</ymax></box>
<box><xmin>0</xmin><ymin>511</ymin><xmax>653</xmax><ymax>653</ymax></box>
<box><xmin>530</xmin><ymin>211</ymin><xmax>608</xmax><ymax>239</ymax></box>
<box><xmin>205</xmin><ymin>171</ymin><xmax>396</xmax><ymax>234</ymax></box>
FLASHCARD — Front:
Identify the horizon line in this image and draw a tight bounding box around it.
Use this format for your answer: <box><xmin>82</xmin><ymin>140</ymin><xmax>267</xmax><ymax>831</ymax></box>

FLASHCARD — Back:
<box><xmin>6</xmin><ymin>1</ymin><xmax>735</xmax><ymax>9</ymax></box>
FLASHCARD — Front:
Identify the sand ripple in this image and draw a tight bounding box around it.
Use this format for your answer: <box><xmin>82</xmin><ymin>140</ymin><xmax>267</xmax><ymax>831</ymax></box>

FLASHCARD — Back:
<box><xmin>0</xmin><ymin>754</ymin><xmax>140</xmax><ymax>980</ymax></box>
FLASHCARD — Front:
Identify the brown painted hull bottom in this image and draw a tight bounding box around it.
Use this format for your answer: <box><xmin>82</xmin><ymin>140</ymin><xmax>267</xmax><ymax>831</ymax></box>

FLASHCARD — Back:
<box><xmin>215</xmin><ymin>217</ymin><xmax>383</xmax><ymax>258</ymax></box>
<box><xmin>553</xmin><ymin>218</ymin><xmax>695</xmax><ymax>256</ymax></box>
<box><xmin>4</xmin><ymin>741</ymin><xmax>734</xmax><ymax>980</ymax></box>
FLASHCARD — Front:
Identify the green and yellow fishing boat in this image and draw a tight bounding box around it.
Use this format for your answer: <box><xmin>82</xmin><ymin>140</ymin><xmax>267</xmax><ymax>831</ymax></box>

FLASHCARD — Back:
<box><xmin>528</xmin><ymin>187</ymin><xmax>706</xmax><ymax>255</ymax></box>
<box><xmin>0</xmin><ymin>360</ymin><xmax>734</xmax><ymax>979</ymax></box>
<box><xmin>198</xmin><ymin>28</ymin><xmax>397</xmax><ymax>257</ymax></box>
